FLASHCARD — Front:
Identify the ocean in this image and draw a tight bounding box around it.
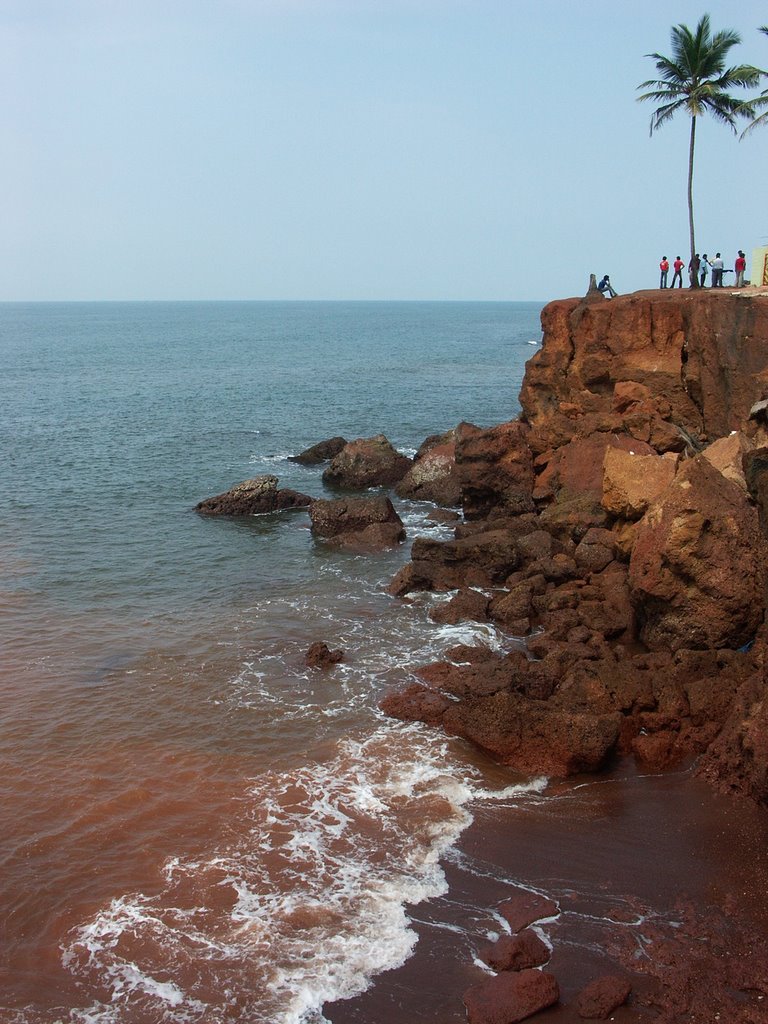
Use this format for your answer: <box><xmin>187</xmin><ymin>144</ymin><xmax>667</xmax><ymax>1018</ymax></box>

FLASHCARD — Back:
<box><xmin>0</xmin><ymin>300</ymin><xmax>547</xmax><ymax>1024</ymax></box>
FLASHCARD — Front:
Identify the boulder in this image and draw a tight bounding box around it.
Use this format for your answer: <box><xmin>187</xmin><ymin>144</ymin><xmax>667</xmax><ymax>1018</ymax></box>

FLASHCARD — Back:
<box><xmin>535</xmin><ymin>434</ymin><xmax>655</xmax><ymax>505</ymax></box>
<box><xmin>309</xmin><ymin>496</ymin><xmax>405</xmax><ymax>549</ymax></box>
<box><xmin>699</xmin><ymin>431</ymin><xmax>753</xmax><ymax>491</ymax></box>
<box><xmin>629</xmin><ymin>457</ymin><xmax>768</xmax><ymax>650</ymax></box>
<box><xmin>289</xmin><ymin>436</ymin><xmax>347</xmax><ymax>464</ymax></box>
<box><xmin>575</xmin><ymin>975</ymin><xmax>632</xmax><ymax>1019</ymax></box>
<box><xmin>429</xmin><ymin>588</ymin><xmax>490</xmax><ymax>625</ymax></box>
<box><xmin>479</xmin><ymin>930</ymin><xmax>550</xmax><ymax>972</ymax></box>
<box><xmin>441</xmin><ymin>689</ymin><xmax>621</xmax><ymax>776</ymax></box>
<box><xmin>454</xmin><ymin>420</ymin><xmax>535</xmax><ymax>520</ymax></box>
<box><xmin>305</xmin><ymin>642</ymin><xmax>344</xmax><ymax>669</ymax></box>
<box><xmin>322</xmin><ymin>434</ymin><xmax>412</xmax><ymax>489</ymax></box>
<box><xmin>601</xmin><ymin>447</ymin><xmax>677</xmax><ymax>520</ymax></box>
<box><xmin>395</xmin><ymin>429</ymin><xmax>461</xmax><ymax>506</ymax></box>
<box><xmin>378</xmin><ymin>683</ymin><xmax>450</xmax><ymax>726</ymax></box>
<box><xmin>463</xmin><ymin>969</ymin><xmax>559</xmax><ymax>1024</ymax></box>
<box><xmin>401</xmin><ymin>529</ymin><xmax>521</xmax><ymax>591</ymax></box>
<box><xmin>196</xmin><ymin>475</ymin><xmax>312</xmax><ymax>516</ymax></box>
<box><xmin>498</xmin><ymin>890</ymin><xmax>559</xmax><ymax>932</ymax></box>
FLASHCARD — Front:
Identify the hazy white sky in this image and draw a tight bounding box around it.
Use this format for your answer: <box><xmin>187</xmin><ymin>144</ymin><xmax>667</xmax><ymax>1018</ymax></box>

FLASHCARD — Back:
<box><xmin>2</xmin><ymin>0</ymin><xmax>767</xmax><ymax>301</ymax></box>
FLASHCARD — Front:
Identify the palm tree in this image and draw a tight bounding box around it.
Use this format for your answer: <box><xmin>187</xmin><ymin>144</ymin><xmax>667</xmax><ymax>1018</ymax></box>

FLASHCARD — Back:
<box><xmin>638</xmin><ymin>15</ymin><xmax>761</xmax><ymax>282</ymax></box>
<box><xmin>741</xmin><ymin>27</ymin><xmax>768</xmax><ymax>136</ymax></box>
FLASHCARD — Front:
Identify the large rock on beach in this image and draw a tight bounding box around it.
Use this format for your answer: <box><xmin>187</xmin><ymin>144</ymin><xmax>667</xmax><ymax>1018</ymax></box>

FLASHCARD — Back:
<box><xmin>289</xmin><ymin>436</ymin><xmax>347</xmax><ymax>465</ymax></box>
<box><xmin>196</xmin><ymin>475</ymin><xmax>312</xmax><ymax>516</ymax></box>
<box><xmin>322</xmin><ymin>434</ymin><xmax>412</xmax><ymax>489</ymax></box>
<box><xmin>575</xmin><ymin>975</ymin><xmax>632</xmax><ymax>1019</ymax></box>
<box><xmin>479</xmin><ymin>930</ymin><xmax>550</xmax><ymax>973</ymax></box>
<box><xmin>395</xmin><ymin>429</ymin><xmax>461</xmax><ymax>506</ymax></box>
<box><xmin>309</xmin><ymin>496</ymin><xmax>405</xmax><ymax>549</ymax></box>
<box><xmin>629</xmin><ymin>456</ymin><xmax>768</xmax><ymax>650</ymax></box>
<box><xmin>463</xmin><ymin>969</ymin><xmax>559</xmax><ymax>1024</ymax></box>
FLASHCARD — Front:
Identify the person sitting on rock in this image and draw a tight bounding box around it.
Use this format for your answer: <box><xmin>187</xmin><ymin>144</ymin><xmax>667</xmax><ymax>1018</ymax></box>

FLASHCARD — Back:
<box><xmin>597</xmin><ymin>275</ymin><xmax>617</xmax><ymax>298</ymax></box>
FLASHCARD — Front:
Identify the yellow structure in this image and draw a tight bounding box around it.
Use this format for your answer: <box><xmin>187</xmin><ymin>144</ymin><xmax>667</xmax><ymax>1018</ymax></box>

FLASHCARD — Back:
<box><xmin>751</xmin><ymin>246</ymin><xmax>768</xmax><ymax>287</ymax></box>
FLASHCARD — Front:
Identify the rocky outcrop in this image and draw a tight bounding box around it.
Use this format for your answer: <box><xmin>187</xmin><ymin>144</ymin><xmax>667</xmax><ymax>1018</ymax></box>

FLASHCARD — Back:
<box><xmin>322</xmin><ymin>434</ymin><xmax>412</xmax><ymax>489</ymax></box>
<box><xmin>381</xmin><ymin>291</ymin><xmax>768</xmax><ymax>796</ymax></box>
<box><xmin>196</xmin><ymin>475</ymin><xmax>312</xmax><ymax>516</ymax></box>
<box><xmin>629</xmin><ymin>456</ymin><xmax>768</xmax><ymax>651</ymax></box>
<box><xmin>519</xmin><ymin>290</ymin><xmax>768</xmax><ymax>454</ymax></box>
<box><xmin>289</xmin><ymin>436</ymin><xmax>347</xmax><ymax>464</ymax></box>
<box><xmin>455</xmin><ymin>420</ymin><xmax>535</xmax><ymax>520</ymax></box>
<box><xmin>309</xmin><ymin>496</ymin><xmax>405</xmax><ymax>549</ymax></box>
<box><xmin>395</xmin><ymin>429</ymin><xmax>461</xmax><ymax>506</ymax></box>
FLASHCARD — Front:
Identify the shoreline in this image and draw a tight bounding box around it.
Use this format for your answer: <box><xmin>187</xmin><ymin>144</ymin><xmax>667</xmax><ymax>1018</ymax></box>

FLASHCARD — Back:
<box><xmin>325</xmin><ymin>757</ymin><xmax>768</xmax><ymax>1022</ymax></box>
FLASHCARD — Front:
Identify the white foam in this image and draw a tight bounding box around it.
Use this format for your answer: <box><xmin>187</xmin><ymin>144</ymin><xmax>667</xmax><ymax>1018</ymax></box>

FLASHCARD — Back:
<box><xmin>59</xmin><ymin>725</ymin><xmax>486</xmax><ymax>1024</ymax></box>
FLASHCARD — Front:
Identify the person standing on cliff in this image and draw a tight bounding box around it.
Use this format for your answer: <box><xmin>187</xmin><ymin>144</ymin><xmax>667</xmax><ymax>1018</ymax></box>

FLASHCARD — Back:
<box><xmin>711</xmin><ymin>253</ymin><xmax>724</xmax><ymax>287</ymax></box>
<box><xmin>671</xmin><ymin>256</ymin><xmax>684</xmax><ymax>287</ymax></box>
<box><xmin>735</xmin><ymin>250</ymin><xmax>747</xmax><ymax>287</ymax></box>
<box><xmin>659</xmin><ymin>256</ymin><xmax>669</xmax><ymax>287</ymax></box>
<box><xmin>700</xmin><ymin>254</ymin><xmax>710</xmax><ymax>287</ymax></box>
<box><xmin>688</xmin><ymin>254</ymin><xmax>700</xmax><ymax>288</ymax></box>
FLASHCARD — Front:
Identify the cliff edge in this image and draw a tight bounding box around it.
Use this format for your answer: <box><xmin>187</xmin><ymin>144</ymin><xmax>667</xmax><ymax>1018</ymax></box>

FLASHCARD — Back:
<box><xmin>383</xmin><ymin>288</ymin><xmax>768</xmax><ymax>804</ymax></box>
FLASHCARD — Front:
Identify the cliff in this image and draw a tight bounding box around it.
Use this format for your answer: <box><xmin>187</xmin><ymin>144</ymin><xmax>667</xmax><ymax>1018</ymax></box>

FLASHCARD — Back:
<box><xmin>383</xmin><ymin>288</ymin><xmax>768</xmax><ymax>804</ymax></box>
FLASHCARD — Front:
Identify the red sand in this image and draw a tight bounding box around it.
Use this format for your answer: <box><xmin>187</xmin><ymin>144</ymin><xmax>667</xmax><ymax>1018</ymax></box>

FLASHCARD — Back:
<box><xmin>325</xmin><ymin>761</ymin><xmax>768</xmax><ymax>1023</ymax></box>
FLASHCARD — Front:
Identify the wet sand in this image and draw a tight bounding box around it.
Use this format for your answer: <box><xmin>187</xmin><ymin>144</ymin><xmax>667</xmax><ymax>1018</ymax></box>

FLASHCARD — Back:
<box><xmin>325</xmin><ymin>759</ymin><xmax>768</xmax><ymax>1023</ymax></box>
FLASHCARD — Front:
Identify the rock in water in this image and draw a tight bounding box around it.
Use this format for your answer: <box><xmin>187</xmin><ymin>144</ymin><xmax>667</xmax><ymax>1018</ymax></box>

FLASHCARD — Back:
<box><xmin>196</xmin><ymin>475</ymin><xmax>312</xmax><ymax>516</ymax></box>
<box><xmin>305</xmin><ymin>642</ymin><xmax>344</xmax><ymax>669</ymax></box>
<box><xmin>322</xmin><ymin>434</ymin><xmax>412</xmax><ymax>489</ymax></box>
<box><xmin>309</xmin><ymin>496</ymin><xmax>405</xmax><ymax>549</ymax></box>
<box><xmin>288</xmin><ymin>436</ymin><xmax>347</xmax><ymax>465</ymax></box>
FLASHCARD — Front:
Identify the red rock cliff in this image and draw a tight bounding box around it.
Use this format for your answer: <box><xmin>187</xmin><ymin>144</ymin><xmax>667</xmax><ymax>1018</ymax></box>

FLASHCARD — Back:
<box><xmin>384</xmin><ymin>288</ymin><xmax>768</xmax><ymax>804</ymax></box>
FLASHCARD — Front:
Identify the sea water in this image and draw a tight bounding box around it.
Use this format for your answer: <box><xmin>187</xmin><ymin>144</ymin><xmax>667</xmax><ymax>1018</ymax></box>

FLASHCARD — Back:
<box><xmin>0</xmin><ymin>300</ymin><xmax>544</xmax><ymax>1023</ymax></box>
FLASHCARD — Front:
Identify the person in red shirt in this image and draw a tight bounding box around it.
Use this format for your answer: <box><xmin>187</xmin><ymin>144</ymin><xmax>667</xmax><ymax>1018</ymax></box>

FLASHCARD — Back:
<box><xmin>659</xmin><ymin>257</ymin><xmax>669</xmax><ymax>288</ymax></box>
<box><xmin>735</xmin><ymin>250</ymin><xmax>747</xmax><ymax>287</ymax></box>
<box><xmin>671</xmin><ymin>256</ymin><xmax>684</xmax><ymax>288</ymax></box>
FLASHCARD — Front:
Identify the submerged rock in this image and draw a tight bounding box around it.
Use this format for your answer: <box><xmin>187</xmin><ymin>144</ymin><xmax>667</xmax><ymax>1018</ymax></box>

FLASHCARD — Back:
<box><xmin>196</xmin><ymin>475</ymin><xmax>312</xmax><ymax>516</ymax></box>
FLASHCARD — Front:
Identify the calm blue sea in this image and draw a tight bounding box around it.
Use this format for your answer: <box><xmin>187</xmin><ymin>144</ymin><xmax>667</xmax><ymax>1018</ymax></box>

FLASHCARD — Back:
<box><xmin>0</xmin><ymin>301</ymin><xmax>544</xmax><ymax>1024</ymax></box>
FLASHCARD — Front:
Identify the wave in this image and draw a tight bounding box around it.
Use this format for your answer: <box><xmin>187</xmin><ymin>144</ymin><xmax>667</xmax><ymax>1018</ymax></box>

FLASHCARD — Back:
<box><xmin>54</xmin><ymin>726</ymin><xmax>545</xmax><ymax>1024</ymax></box>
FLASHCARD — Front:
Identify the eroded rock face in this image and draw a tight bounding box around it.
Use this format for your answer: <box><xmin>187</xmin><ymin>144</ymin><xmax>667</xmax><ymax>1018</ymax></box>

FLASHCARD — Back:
<box><xmin>322</xmin><ymin>434</ymin><xmax>412</xmax><ymax>489</ymax></box>
<box><xmin>309</xmin><ymin>496</ymin><xmax>405</xmax><ymax>549</ymax></box>
<box><xmin>520</xmin><ymin>291</ymin><xmax>768</xmax><ymax>454</ymax></box>
<box><xmin>629</xmin><ymin>457</ymin><xmax>768</xmax><ymax>651</ymax></box>
<box><xmin>196</xmin><ymin>475</ymin><xmax>312</xmax><ymax>516</ymax></box>
<box><xmin>455</xmin><ymin>420</ymin><xmax>535</xmax><ymax>520</ymax></box>
<box><xmin>601</xmin><ymin>447</ymin><xmax>677</xmax><ymax>520</ymax></box>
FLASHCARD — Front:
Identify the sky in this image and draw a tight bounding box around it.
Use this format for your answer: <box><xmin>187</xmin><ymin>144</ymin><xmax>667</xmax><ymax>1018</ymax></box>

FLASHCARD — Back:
<box><xmin>2</xmin><ymin>0</ymin><xmax>768</xmax><ymax>302</ymax></box>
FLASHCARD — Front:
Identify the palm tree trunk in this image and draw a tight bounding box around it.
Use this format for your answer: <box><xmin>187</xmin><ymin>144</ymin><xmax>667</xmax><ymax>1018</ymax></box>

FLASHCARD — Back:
<box><xmin>688</xmin><ymin>115</ymin><xmax>697</xmax><ymax>287</ymax></box>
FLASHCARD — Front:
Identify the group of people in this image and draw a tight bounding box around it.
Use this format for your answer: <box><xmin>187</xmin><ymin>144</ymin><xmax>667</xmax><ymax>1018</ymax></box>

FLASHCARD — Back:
<box><xmin>659</xmin><ymin>251</ymin><xmax>747</xmax><ymax>289</ymax></box>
